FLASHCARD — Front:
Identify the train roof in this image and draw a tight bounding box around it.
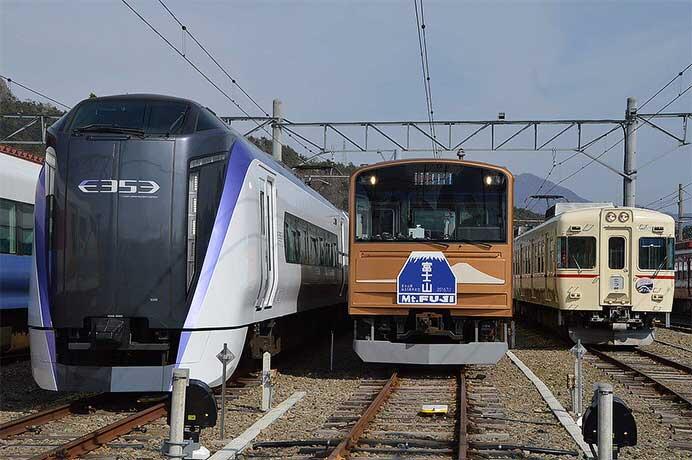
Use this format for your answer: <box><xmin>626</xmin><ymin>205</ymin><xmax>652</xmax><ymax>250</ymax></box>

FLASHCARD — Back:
<box><xmin>0</xmin><ymin>144</ymin><xmax>44</xmax><ymax>165</ymax></box>
<box><xmin>0</xmin><ymin>147</ymin><xmax>42</xmax><ymax>204</ymax></box>
<box><xmin>545</xmin><ymin>202</ymin><xmax>613</xmax><ymax>219</ymax></box>
<box><xmin>55</xmin><ymin>94</ymin><xmax>343</xmax><ymax>215</ymax></box>
<box><xmin>516</xmin><ymin>204</ymin><xmax>675</xmax><ymax>239</ymax></box>
<box><xmin>351</xmin><ymin>158</ymin><xmax>513</xmax><ymax>178</ymax></box>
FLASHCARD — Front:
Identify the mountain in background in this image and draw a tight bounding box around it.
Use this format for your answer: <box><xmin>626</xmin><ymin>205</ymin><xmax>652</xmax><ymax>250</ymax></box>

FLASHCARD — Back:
<box><xmin>514</xmin><ymin>172</ymin><xmax>591</xmax><ymax>215</ymax></box>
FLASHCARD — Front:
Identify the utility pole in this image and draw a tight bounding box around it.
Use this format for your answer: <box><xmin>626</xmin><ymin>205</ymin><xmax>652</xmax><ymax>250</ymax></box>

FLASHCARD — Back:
<box><xmin>272</xmin><ymin>99</ymin><xmax>283</xmax><ymax>162</ymax></box>
<box><xmin>679</xmin><ymin>183</ymin><xmax>685</xmax><ymax>240</ymax></box>
<box><xmin>623</xmin><ymin>97</ymin><xmax>637</xmax><ymax>207</ymax></box>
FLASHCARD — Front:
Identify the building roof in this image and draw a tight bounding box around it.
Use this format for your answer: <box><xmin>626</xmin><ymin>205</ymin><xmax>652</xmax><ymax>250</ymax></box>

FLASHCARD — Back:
<box><xmin>0</xmin><ymin>144</ymin><xmax>44</xmax><ymax>165</ymax></box>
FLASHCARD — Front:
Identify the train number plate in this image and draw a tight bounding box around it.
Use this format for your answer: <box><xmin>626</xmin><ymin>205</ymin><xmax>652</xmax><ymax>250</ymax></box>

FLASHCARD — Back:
<box><xmin>609</xmin><ymin>276</ymin><xmax>624</xmax><ymax>290</ymax></box>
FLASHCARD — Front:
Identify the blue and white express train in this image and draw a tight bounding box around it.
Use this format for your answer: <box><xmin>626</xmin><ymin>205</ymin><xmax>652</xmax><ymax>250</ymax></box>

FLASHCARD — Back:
<box><xmin>0</xmin><ymin>148</ymin><xmax>42</xmax><ymax>352</ymax></box>
<box><xmin>30</xmin><ymin>95</ymin><xmax>348</xmax><ymax>392</ymax></box>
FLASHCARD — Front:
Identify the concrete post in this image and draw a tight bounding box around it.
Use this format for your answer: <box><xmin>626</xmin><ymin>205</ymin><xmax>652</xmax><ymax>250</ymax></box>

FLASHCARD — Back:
<box><xmin>167</xmin><ymin>368</ymin><xmax>190</xmax><ymax>459</ymax></box>
<box><xmin>623</xmin><ymin>97</ymin><xmax>637</xmax><ymax>207</ymax></box>
<box><xmin>679</xmin><ymin>183</ymin><xmax>685</xmax><ymax>240</ymax></box>
<box><xmin>597</xmin><ymin>383</ymin><xmax>613</xmax><ymax>460</ymax></box>
<box><xmin>272</xmin><ymin>99</ymin><xmax>282</xmax><ymax>162</ymax></box>
<box><xmin>261</xmin><ymin>352</ymin><xmax>272</xmax><ymax>411</ymax></box>
<box><xmin>330</xmin><ymin>329</ymin><xmax>334</xmax><ymax>371</ymax></box>
<box><xmin>220</xmin><ymin>343</ymin><xmax>228</xmax><ymax>440</ymax></box>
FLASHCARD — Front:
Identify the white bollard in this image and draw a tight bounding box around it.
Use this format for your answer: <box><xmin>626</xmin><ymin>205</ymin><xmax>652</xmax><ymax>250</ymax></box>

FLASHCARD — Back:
<box><xmin>597</xmin><ymin>383</ymin><xmax>613</xmax><ymax>460</ymax></box>
<box><xmin>167</xmin><ymin>368</ymin><xmax>190</xmax><ymax>458</ymax></box>
<box><xmin>261</xmin><ymin>352</ymin><xmax>272</xmax><ymax>412</ymax></box>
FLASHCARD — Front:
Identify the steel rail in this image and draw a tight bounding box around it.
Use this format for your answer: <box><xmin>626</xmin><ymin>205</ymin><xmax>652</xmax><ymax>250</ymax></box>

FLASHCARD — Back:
<box><xmin>0</xmin><ymin>394</ymin><xmax>109</xmax><ymax>438</ymax></box>
<box><xmin>634</xmin><ymin>348</ymin><xmax>692</xmax><ymax>375</ymax></box>
<box><xmin>326</xmin><ymin>372</ymin><xmax>399</xmax><ymax>460</ymax></box>
<box><xmin>654</xmin><ymin>338</ymin><xmax>692</xmax><ymax>354</ymax></box>
<box><xmin>588</xmin><ymin>348</ymin><xmax>692</xmax><ymax>409</ymax></box>
<box><xmin>457</xmin><ymin>369</ymin><xmax>468</xmax><ymax>460</ymax></box>
<box><xmin>30</xmin><ymin>401</ymin><xmax>167</xmax><ymax>460</ymax></box>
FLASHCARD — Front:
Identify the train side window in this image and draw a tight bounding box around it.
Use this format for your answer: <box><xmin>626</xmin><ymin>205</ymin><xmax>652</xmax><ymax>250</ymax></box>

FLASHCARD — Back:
<box><xmin>557</xmin><ymin>236</ymin><xmax>596</xmax><ymax>269</ymax></box>
<box><xmin>608</xmin><ymin>237</ymin><xmax>625</xmax><ymax>269</ymax></box>
<box><xmin>0</xmin><ymin>199</ymin><xmax>17</xmax><ymax>254</ymax></box>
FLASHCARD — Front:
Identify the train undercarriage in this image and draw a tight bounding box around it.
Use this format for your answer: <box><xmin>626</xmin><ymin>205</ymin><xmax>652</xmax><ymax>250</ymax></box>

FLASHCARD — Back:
<box><xmin>515</xmin><ymin>300</ymin><xmax>656</xmax><ymax>346</ymax></box>
<box><xmin>353</xmin><ymin>310</ymin><xmax>512</xmax><ymax>365</ymax></box>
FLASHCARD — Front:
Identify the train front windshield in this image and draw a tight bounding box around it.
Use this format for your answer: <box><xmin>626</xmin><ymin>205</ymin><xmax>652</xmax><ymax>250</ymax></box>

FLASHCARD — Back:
<box><xmin>355</xmin><ymin>163</ymin><xmax>507</xmax><ymax>243</ymax></box>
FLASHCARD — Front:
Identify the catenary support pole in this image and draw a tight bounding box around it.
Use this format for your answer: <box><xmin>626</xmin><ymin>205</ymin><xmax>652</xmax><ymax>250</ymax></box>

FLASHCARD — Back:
<box><xmin>272</xmin><ymin>99</ymin><xmax>282</xmax><ymax>162</ymax></box>
<box><xmin>679</xmin><ymin>183</ymin><xmax>685</xmax><ymax>240</ymax></box>
<box><xmin>167</xmin><ymin>368</ymin><xmax>189</xmax><ymax>459</ymax></box>
<box><xmin>597</xmin><ymin>383</ymin><xmax>613</xmax><ymax>460</ymax></box>
<box><xmin>623</xmin><ymin>97</ymin><xmax>637</xmax><ymax>207</ymax></box>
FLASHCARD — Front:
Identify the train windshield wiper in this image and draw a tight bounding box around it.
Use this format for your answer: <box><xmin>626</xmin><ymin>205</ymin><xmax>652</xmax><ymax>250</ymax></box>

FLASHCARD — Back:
<box><xmin>652</xmin><ymin>255</ymin><xmax>668</xmax><ymax>279</ymax></box>
<box><xmin>73</xmin><ymin>124</ymin><xmax>146</xmax><ymax>137</ymax></box>
<box><xmin>454</xmin><ymin>239</ymin><xmax>492</xmax><ymax>249</ymax></box>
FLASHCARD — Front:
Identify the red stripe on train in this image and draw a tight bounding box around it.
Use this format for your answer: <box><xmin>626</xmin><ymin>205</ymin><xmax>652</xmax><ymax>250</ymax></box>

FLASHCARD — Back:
<box><xmin>635</xmin><ymin>275</ymin><xmax>675</xmax><ymax>279</ymax></box>
<box><xmin>556</xmin><ymin>274</ymin><xmax>599</xmax><ymax>278</ymax></box>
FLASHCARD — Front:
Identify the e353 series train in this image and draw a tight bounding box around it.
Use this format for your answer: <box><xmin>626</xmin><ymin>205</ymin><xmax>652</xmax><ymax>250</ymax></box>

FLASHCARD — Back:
<box><xmin>514</xmin><ymin>203</ymin><xmax>675</xmax><ymax>345</ymax></box>
<box><xmin>30</xmin><ymin>94</ymin><xmax>348</xmax><ymax>392</ymax></box>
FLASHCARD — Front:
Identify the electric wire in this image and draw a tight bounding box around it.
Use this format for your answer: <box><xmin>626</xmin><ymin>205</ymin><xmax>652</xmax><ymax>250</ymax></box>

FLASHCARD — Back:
<box><xmin>642</xmin><ymin>182</ymin><xmax>690</xmax><ymax>208</ymax></box>
<box><xmin>414</xmin><ymin>0</ymin><xmax>436</xmax><ymax>157</ymax></box>
<box><xmin>535</xmin><ymin>81</ymin><xmax>692</xmax><ymax>204</ymax></box>
<box><xmin>156</xmin><ymin>0</ymin><xmax>269</xmax><ymax>117</ymax></box>
<box><xmin>525</xmin><ymin>63</ymin><xmax>692</xmax><ymax>210</ymax></box>
<box><xmin>654</xmin><ymin>195</ymin><xmax>691</xmax><ymax>211</ymax></box>
<box><xmin>121</xmin><ymin>0</ymin><xmax>318</xmax><ymax>156</ymax></box>
<box><xmin>0</xmin><ymin>75</ymin><xmax>71</xmax><ymax>110</ymax></box>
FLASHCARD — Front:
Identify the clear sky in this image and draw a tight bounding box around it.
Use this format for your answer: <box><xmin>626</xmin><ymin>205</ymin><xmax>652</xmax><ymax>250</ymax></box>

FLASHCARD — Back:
<box><xmin>1</xmin><ymin>0</ymin><xmax>691</xmax><ymax>211</ymax></box>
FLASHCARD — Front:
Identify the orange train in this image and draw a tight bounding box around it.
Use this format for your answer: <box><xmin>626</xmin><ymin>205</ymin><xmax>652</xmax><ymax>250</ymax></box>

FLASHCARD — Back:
<box><xmin>348</xmin><ymin>159</ymin><xmax>513</xmax><ymax>365</ymax></box>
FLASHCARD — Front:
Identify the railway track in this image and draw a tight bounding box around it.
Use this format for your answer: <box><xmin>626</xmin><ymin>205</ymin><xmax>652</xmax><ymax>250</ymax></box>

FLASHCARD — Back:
<box><xmin>0</xmin><ymin>393</ymin><xmax>167</xmax><ymax>459</ymax></box>
<box><xmin>587</xmin><ymin>347</ymin><xmax>692</xmax><ymax>452</ymax></box>
<box><xmin>244</xmin><ymin>368</ymin><xmax>576</xmax><ymax>459</ymax></box>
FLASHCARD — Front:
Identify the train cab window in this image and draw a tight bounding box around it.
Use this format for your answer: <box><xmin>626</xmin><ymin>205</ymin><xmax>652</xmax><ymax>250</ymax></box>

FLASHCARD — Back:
<box><xmin>639</xmin><ymin>237</ymin><xmax>674</xmax><ymax>270</ymax></box>
<box><xmin>608</xmin><ymin>237</ymin><xmax>625</xmax><ymax>269</ymax></box>
<box><xmin>354</xmin><ymin>163</ymin><xmax>507</xmax><ymax>242</ymax></box>
<box><xmin>557</xmin><ymin>236</ymin><xmax>596</xmax><ymax>269</ymax></box>
<box><xmin>196</xmin><ymin>108</ymin><xmax>227</xmax><ymax>131</ymax></box>
<box><xmin>70</xmin><ymin>99</ymin><xmax>191</xmax><ymax>135</ymax></box>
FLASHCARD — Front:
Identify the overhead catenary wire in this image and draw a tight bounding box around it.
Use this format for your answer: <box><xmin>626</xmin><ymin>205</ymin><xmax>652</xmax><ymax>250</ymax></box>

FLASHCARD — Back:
<box><xmin>413</xmin><ymin>0</ymin><xmax>437</xmax><ymax>157</ymax></box>
<box><xmin>642</xmin><ymin>182</ymin><xmax>690</xmax><ymax>208</ymax></box>
<box><xmin>0</xmin><ymin>74</ymin><xmax>72</xmax><ymax>110</ymax></box>
<box><xmin>121</xmin><ymin>0</ymin><xmax>318</xmax><ymax>156</ymax></box>
<box><xmin>533</xmin><ymin>80</ymin><xmax>692</xmax><ymax>206</ymax></box>
<box><xmin>525</xmin><ymin>63</ymin><xmax>692</xmax><ymax>210</ymax></box>
<box><xmin>156</xmin><ymin>0</ymin><xmax>269</xmax><ymax>117</ymax></box>
<box><xmin>654</xmin><ymin>195</ymin><xmax>691</xmax><ymax>211</ymax></box>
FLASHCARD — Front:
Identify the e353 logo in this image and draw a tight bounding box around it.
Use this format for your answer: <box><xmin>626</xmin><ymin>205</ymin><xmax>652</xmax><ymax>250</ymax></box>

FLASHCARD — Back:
<box><xmin>78</xmin><ymin>179</ymin><xmax>160</xmax><ymax>195</ymax></box>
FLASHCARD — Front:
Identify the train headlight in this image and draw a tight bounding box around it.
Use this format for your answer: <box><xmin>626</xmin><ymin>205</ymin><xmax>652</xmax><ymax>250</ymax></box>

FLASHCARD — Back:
<box><xmin>618</xmin><ymin>212</ymin><xmax>630</xmax><ymax>223</ymax></box>
<box><xmin>605</xmin><ymin>212</ymin><xmax>617</xmax><ymax>223</ymax></box>
<box><xmin>369</xmin><ymin>175</ymin><xmax>377</xmax><ymax>186</ymax></box>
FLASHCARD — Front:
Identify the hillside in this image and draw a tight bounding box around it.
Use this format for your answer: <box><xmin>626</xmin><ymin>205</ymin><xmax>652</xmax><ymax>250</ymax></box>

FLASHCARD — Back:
<box><xmin>514</xmin><ymin>172</ymin><xmax>590</xmax><ymax>215</ymax></box>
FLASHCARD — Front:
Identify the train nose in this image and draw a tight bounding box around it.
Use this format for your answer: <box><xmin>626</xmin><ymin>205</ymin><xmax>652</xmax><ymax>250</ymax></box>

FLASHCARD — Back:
<box><xmin>52</xmin><ymin>137</ymin><xmax>179</xmax><ymax>329</ymax></box>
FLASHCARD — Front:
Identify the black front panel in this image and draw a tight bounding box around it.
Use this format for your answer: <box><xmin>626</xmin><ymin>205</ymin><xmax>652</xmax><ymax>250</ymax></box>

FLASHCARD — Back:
<box><xmin>117</xmin><ymin>140</ymin><xmax>175</xmax><ymax>325</ymax></box>
<box><xmin>53</xmin><ymin>137</ymin><xmax>179</xmax><ymax>328</ymax></box>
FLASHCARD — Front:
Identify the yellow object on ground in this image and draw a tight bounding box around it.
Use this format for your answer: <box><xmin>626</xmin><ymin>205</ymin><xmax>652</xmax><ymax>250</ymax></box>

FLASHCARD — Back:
<box><xmin>419</xmin><ymin>404</ymin><xmax>448</xmax><ymax>415</ymax></box>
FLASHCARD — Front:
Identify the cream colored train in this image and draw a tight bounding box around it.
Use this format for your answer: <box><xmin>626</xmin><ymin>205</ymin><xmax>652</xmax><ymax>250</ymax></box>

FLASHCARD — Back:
<box><xmin>514</xmin><ymin>203</ymin><xmax>675</xmax><ymax>346</ymax></box>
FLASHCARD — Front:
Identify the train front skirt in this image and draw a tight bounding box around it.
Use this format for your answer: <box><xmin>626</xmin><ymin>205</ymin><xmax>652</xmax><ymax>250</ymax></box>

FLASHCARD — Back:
<box><xmin>353</xmin><ymin>339</ymin><xmax>507</xmax><ymax>365</ymax></box>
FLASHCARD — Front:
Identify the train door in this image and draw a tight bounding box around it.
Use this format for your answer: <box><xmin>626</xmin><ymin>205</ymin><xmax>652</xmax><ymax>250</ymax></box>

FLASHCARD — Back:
<box><xmin>256</xmin><ymin>175</ymin><xmax>278</xmax><ymax>310</ymax></box>
<box><xmin>547</xmin><ymin>234</ymin><xmax>557</xmax><ymax>303</ymax></box>
<box><xmin>600</xmin><ymin>227</ymin><xmax>632</xmax><ymax>304</ymax></box>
